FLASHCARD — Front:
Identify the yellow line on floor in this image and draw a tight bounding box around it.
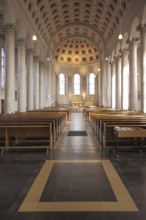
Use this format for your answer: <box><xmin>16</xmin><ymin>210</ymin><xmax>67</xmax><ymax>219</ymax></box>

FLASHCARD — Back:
<box><xmin>19</xmin><ymin>160</ymin><xmax>138</xmax><ymax>212</ymax></box>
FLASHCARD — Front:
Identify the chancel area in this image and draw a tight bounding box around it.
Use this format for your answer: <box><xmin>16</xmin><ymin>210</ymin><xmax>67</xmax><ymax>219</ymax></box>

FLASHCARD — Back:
<box><xmin>0</xmin><ymin>0</ymin><xmax>146</xmax><ymax>220</ymax></box>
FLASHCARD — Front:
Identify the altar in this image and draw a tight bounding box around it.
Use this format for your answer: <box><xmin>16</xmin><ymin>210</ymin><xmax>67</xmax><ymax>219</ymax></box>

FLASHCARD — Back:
<box><xmin>71</xmin><ymin>101</ymin><xmax>82</xmax><ymax>107</ymax></box>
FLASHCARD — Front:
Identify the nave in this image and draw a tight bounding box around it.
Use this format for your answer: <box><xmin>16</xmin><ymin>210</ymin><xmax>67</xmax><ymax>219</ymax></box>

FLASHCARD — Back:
<box><xmin>0</xmin><ymin>112</ymin><xmax>146</xmax><ymax>220</ymax></box>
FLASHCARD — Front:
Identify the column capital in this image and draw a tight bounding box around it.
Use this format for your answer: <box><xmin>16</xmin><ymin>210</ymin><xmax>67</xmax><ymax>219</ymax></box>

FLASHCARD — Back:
<box><xmin>114</xmin><ymin>54</ymin><xmax>121</xmax><ymax>60</ymax></box>
<box><xmin>113</xmin><ymin>55</ymin><xmax>117</xmax><ymax>61</ymax></box>
<box><xmin>126</xmin><ymin>37</ymin><xmax>139</xmax><ymax>45</ymax></box>
<box><xmin>39</xmin><ymin>61</ymin><xmax>44</xmax><ymax>66</ymax></box>
<box><xmin>119</xmin><ymin>48</ymin><xmax>122</xmax><ymax>53</ymax></box>
<box><xmin>27</xmin><ymin>48</ymin><xmax>33</xmax><ymax>55</ymax></box>
<box><xmin>16</xmin><ymin>38</ymin><xmax>26</xmax><ymax>47</ymax></box>
<box><xmin>121</xmin><ymin>47</ymin><xmax>129</xmax><ymax>55</ymax></box>
<box><xmin>122</xmin><ymin>47</ymin><xmax>128</xmax><ymax>52</ymax></box>
<box><xmin>4</xmin><ymin>23</ymin><xmax>16</xmax><ymax>33</ymax></box>
<box><xmin>34</xmin><ymin>55</ymin><xmax>40</xmax><ymax>62</ymax></box>
<box><xmin>118</xmin><ymin>49</ymin><xmax>123</xmax><ymax>57</ymax></box>
<box><xmin>0</xmin><ymin>24</ymin><xmax>4</xmax><ymax>36</ymax></box>
<box><xmin>137</xmin><ymin>23</ymin><xmax>146</xmax><ymax>32</ymax></box>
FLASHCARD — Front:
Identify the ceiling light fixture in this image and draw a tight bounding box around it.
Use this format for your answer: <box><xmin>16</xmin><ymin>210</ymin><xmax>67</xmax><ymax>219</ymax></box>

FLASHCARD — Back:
<box><xmin>105</xmin><ymin>47</ymin><xmax>108</xmax><ymax>61</ymax></box>
<box><xmin>105</xmin><ymin>56</ymin><xmax>108</xmax><ymax>61</ymax></box>
<box><xmin>118</xmin><ymin>0</ymin><xmax>123</xmax><ymax>40</ymax></box>
<box><xmin>32</xmin><ymin>35</ymin><xmax>37</xmax><ymax>41</ymax></box>
<box><xmin>118</xmin><ymin>34</ymin><xmax>123</xmax><ymax>40</ymax></box>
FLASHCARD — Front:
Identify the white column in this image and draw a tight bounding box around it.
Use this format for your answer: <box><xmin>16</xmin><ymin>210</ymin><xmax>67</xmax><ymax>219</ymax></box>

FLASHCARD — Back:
<box><xmin>82</xmin><ymin>76</ymin><xmax>86</xmax><ymax>106</ymax></box>
<box><xmin>96</xmin><ymin>70</ymin><xmax>100</xmax><ymax>106</ymax></box>
<box><xmin>94</xmin><ymin>72</ymin><xmax>98</xmax><ymax>106</ymax></box>
<box><xmin>43</xmin><ymin>63</ymin><xmax>49</xmax><ymax>107</ymax></box>
<box><xmin>104</xmin><ymin>60</ymin><xmax>108</xmax><ymax>107</ymax></box>
<box><xmin>49</xmin><ymin>59</ymin><xmax>56</xmax><ymax>106</ymax></box>
<box><xmin>47</xmin><ymin>61</ymin><xmax>52</xmax><ymax>107</ymax></box>
<box><xmin>111</xmin><ymin>60</ymin><xmax>116</xmax><ymax>108</ymax></box>
<box><xmin>101</xmin><ymin>59</ymin><xmax>106</xmax><ymax>106</ymax></box>
<box><xmin>68</xmin><ymin>76</ymin><xmax>72</xmax><ymax>106</ymax></box>
<box><xmin>52</xmin><ymin>60</ymin><xmax>56</xmax><ymax>106</ymax></box>
<box><xmin>129</xmin><ymin>38</ymin><xmax>138</xmax><ymax>111</ymax></box>
<box><xmin>121</xmin><ymin>48</ymin><xmax>129</xmax><ymax>110</ymax></box>
<box><xmin>27</xmin><ymin>49</ymin><xmax>34</xmax><ymax>110</ymax></box>
<box><xmin>107</xmin><ymin>62</ymin><xmax>112</xmax><ymax>107</ymax></box>
<box><xmin>39</xmin><ymin>61</ymin><xmax>44</xmax><ymax>109</ymax></box>
<box><xmin>17</xmin><ymin>39</ymin><xmax>27</xmax><ymax>112</ymax></box>
<box><xmin>4</xmin><ymin>24</ymin><xmax>16</xmax><ymax>114</ymax></box>
<box><xmin>115</xmin><ymin>55</ymin><xmax>122</xmax><ymax>109</ymax></box>
<box><xmin>138</xmin><ymin>24</ymin><xmax>146</xmax><ymax>112</ymax></box>
<box><xmin>34</xmin><ymin>56</ymin><xmax>40</xmax><ymax>109</ymax></box>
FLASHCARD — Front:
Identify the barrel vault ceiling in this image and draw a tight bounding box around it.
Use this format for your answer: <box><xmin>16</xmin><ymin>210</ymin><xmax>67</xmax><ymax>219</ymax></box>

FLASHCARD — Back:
<box><xmin>17</xmin><ymin>0</ymin><xmax>131</xmax><ymax>64</ymax></box>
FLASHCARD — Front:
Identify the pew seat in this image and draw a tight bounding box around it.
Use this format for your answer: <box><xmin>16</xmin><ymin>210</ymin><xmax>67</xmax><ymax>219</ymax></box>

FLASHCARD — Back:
<box><xmin>113</xmin><ymin>126</ymin><xmax>146</xmax><ymax>152</ymax></box>
<box><xmin>0</xmin><ymin>146</ymin><xmax>50</xmax><ymax>154</ymax></box>
<box><xmin>87</xmin><ymin>111</ymin><xmax>146</xmax><ymax>152</ymax></box>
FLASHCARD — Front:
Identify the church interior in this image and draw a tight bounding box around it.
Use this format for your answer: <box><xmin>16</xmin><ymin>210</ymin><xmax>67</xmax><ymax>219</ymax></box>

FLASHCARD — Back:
<box><xmin>0</xmin><ymin>0</ymin><xmax>146</xmax><ymax>219</ymax></box>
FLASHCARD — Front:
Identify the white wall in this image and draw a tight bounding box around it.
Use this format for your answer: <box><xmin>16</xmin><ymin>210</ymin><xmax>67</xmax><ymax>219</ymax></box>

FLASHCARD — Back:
<box><xmin>55</xmin><ymin>62</ymin><xmax>99</xmax><ymax>106</ymax></box>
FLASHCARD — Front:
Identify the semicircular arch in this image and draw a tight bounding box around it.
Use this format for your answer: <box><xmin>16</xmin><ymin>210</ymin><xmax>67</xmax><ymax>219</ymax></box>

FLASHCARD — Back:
<box><xmin>130</xmin><ymin>17</ymin><xmax>140</xmax><ymax>39</ymax></box>
<box><xmin>16</xmin><ymin>18</ymin><xmax>26</xmax><ymax>39</ymax></box>
<box><xmin>122</xmin><ymin>32</ymin><xmax>129</xmax><ymax>49</ymax></box>
<box><xmin>48</xmin><ymin>22</ymin><xmax>105</xmax><ymax>52</ymax></box>
<box><xmin>142</xmin><ymin>3</ymin><xmax>146</xmax><ymax>24</ymax></box>
<box><xmin>3</xmin><ymin>0</ymin><xmax>14</xmax><ymax>24</ymax></box>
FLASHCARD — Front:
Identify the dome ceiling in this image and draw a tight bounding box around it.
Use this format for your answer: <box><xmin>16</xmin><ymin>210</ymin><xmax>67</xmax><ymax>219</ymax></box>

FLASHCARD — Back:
<box><xmin>16</xmin><ymin>0</ymin><xmax>132</xmax><ymax>64</ymax></box>
<box><xmin>55</xmin><ymin>38</ymin><xmax>99</xmax><ymax>64</ymax></box>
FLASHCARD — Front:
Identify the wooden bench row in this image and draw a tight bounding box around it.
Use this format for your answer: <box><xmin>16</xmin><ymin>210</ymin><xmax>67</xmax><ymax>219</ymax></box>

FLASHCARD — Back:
<box><xmin>0</xmin><ymin>124</ymin><xmax>52</xmax><ymax>154</ymax></box>
<box><xmin>113</xmin><ymin>126</ymin><xmax>146</xmax><ymax>152</ymax></box>
<box><xmin>83</xmin><ymin>107</ymin><xmax>128</xmax><ymax>120</ymax></box>
<box><xmin>0</xmin><ymin>109</ymin><xmax>68</xmax><ymax>154</ymax></box>
<box><xmin>88</xmin><ymin>111</ymin><xmax>146</xmax><ymax>152</ymax></box>
<box><xmin>28</xmin><ymin>107</ymin><xmax>70</xmax><ymax>121</ymax></box>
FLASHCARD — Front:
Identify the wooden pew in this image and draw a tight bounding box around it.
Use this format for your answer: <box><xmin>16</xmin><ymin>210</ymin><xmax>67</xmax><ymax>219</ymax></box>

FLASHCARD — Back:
<box><xmin>83</xmin><ymin>107</ymin><xmax>128</xmax><ymax>120</ymax></box>
<box><xmin>88</xmin><ymin>112</ymin><xmax>146</xmax><ymax>152</ymax></box>
<box><xmin>89</xmin><ymin>112</ymin><xmax>146</xmax><ymax>138</ymax></box>
<box><xmin>0</xmin><ymin>124</ymin><xmax>52</xmax><ymax>154</ymax></box>
<box><xmin>113</xmin><ymin>126</ymin><xmax>146</xmax><ymax>152</ymax></box>
<box><xmin>102</xmin><ymin>122</ymin><xmax>146</xmax><ymax>151</ymax></box>
<box><xmin>98</xmin><ymin>116</ymin><xmax>146</xmax><ymax>143</ymax></box>
<box><xmin>0</xmin><ymin>114</ymin><xmax>56</xmax><ymax>144</ymax></box>
<box><xmin>29</xmin><ymin>107</ymin><xmax>70</xmax><ymax>121</ymax></box>
<box><xmin>13</xmin><ymin>111</ymin><xmax>67</xmax><ymax>141</ymax></box>
<box><xmin>0</xmin><ymin>111</ymin><xmax>67</xmax><ymax>154</ymax></box>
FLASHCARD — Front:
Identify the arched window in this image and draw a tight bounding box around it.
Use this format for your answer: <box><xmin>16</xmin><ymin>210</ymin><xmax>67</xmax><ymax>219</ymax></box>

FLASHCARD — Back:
<box><xmin>1</xmin><ymin>48</ymin><xmax>5</xmax><ymax>89</ymax></box>
<box><xmin>59</xmin><ymin>73</ymin><xmax>66</xmax><ymax>95</ymax></box>
<box><xmin>88</xmin><ymin>73</ymin><xmax>96</xmax><ymax>95</ymax></box>
<box><xmin>73</xmin><ymin>73</ymin><xmax>80</xmax><ymax>95</ymax></box>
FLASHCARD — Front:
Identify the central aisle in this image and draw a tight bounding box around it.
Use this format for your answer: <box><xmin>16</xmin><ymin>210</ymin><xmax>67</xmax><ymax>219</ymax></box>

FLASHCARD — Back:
<box><xmin>1</xmin><ymin>112</ymin><xmax>146</xmax><ymax>220</ymax></box>
<box><xmin>18</xmin><ymin>112</ymin><xmax>138</xmax><ymax>217</ymax></box>
<box><xmin>49</xmin><ymin>112</ymin><xmax>104</xmax><ymax>160</ymax></box>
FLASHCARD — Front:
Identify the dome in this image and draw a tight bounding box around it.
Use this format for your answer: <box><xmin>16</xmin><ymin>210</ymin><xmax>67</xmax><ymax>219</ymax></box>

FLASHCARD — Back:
<box><xmin>54</xmin><ymin>38</ymin><xmax>99</xmax><ymax>64</ymax></box>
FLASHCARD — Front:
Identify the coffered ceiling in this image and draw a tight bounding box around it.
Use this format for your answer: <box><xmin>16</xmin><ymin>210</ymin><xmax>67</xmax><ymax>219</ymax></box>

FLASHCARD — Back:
<box><xmin>16</xmin><ymin>0</ymin><xmax>131</xmax><ymax>63</ymax></box>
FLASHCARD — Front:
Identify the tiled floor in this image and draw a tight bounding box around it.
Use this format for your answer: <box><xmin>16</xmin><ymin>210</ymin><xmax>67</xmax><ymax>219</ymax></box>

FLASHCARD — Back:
<box><xmin>0</xmin><ymin>112</ymin><xmax>146</xmax><ymax>220</ymax></box>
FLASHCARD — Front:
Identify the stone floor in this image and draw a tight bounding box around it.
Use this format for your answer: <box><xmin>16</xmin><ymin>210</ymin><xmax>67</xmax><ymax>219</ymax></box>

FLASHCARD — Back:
<box><xmin>0</xmin><ymin>112</ymin><xmax>146</xmax><ymax>220</ymax></box>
